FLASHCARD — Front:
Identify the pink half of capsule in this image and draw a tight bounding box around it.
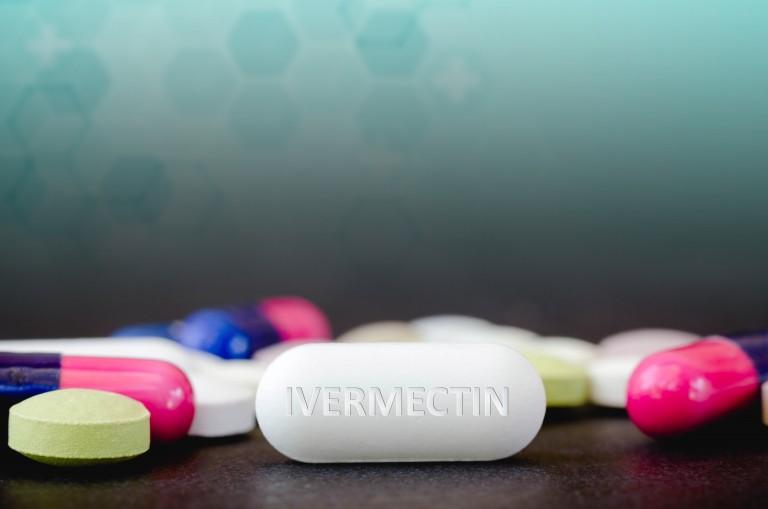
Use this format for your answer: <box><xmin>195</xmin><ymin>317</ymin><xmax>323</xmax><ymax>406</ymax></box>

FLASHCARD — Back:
<box><xmin>260</xmin><ymin>296</ymin><xmax>332</xmax><ymax>341</ymax></box>
<box><xmin>60</xmin><ymin>356</ymin><xmax>195</xmax><ymax>441</ymax></box>
<box><xmin>626</xmin><ymin>337</ymin><xmax>760</xmax><ymax>437</ymax></box>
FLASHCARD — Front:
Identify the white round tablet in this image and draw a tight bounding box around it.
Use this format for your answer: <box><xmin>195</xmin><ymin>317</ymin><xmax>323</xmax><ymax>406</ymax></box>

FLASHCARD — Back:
<box><xmin>188</xmin><ymin>374</ymin><xmax>256</xmax><ymax>437</ymax></box>
<box><xmin>190</xmin><ymin>357</ymin><xmax>266</xmax><ymax>391</ymax></box>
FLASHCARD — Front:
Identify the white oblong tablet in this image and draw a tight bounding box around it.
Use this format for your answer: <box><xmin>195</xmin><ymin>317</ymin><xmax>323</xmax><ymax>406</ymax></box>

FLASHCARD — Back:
<box><xmin>188</xmin><ymin>374</ymin><xmax>256</xmax><ymax>437</ymax></box>
<box><xmin>256</xmin><ymin>343</ymin><xmax>546</xmax><ymax>463</ymax></box>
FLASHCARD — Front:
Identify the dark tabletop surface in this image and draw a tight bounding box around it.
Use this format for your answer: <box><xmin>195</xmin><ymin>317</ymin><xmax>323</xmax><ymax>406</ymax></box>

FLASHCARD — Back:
<box><xmin>1</xmin><ymin>408</ymin><xmax>767</xmax><ymax>509</ymax></box>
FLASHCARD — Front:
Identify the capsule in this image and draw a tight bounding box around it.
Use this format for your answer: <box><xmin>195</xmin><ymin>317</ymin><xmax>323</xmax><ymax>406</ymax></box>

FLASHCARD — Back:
<box><xmin>0</xmin><ymin>352</ymin><xmax>194</xmax><ymax>441</ymax></box>
<box><xmin>256</xmin><ymin>343</ymin><xmax>545</xmax><ymax>462</ymax></box>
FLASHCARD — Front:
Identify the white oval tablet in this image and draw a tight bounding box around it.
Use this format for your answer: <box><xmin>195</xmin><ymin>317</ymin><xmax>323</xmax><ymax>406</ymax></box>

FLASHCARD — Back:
<box><xmin>256</xmin><ymin>343</ymin><xmax>545</xmax><ymax>463</ymax></box>
<box><xmin>588</xmin><ymin>355</ymin><xmax>646</xmax><ymax>408</ymax></box>
<box><xmin>191</xmin><ymin>357</ymin><xmax>266</xmax><ymax>391</ymax></box>
<box><xmin>588</xmin><ymin>329</ymin><xmax>698</xmax><ymax>408</ymax></box>
<box><xmin>598</xmin><ymin>329</ymin><xmax>698</xmax><ymax>357</ymax></box>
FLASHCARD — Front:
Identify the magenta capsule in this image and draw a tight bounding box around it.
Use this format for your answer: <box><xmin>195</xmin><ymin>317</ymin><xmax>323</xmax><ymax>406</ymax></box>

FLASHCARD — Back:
<box><xmin>627</xmin><ymin>336</ymin><xmax>763</xmax><ymax>437</ymax></box>
<box><xmin>1</xmin><ymin>352</ymin><xmax>195</xmax><ymax>441</ymax></box>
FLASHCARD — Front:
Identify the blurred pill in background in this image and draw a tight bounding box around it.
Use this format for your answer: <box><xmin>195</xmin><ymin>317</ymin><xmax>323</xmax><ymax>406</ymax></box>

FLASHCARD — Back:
<box><xmin>112</xmin><ymin>296</ymin><xmax>331</xmax><ymax>359</ymax></box>
<box><xmin>588</xmin><ymin>355</ymin><xmax>645</xmax><ymax>408</ymax></box>
<box><xmin>0</xmin><ymin>351</ymin><xmax>194</xmax><ymax>441</ymax></box>
<box><xmin>337</xmin><ymin>321</ymin><xmax>421</xmax><ymax>342</ymax></box>
<box><xmin>175</xmin><ymin>306</ymin><xmax>280</xmax><ymax>360</ymax></box>
<box><xmin>259</xmin><ymin>296</ymin><xmax>332</xmax><ymax>341</ymax></box>
<box><xmin>112</xmin><ymin>322</ymin><xmax>176</xmax><ymax>339</ymax></box>
<box><xmin>8</xmin><ymin>389</ymin><xmax>151</xmax><ymax>466</ymax></box>
<box><xmin>763</xmin><ymin>381</ymin><xmax>768</xmax><ymax>427</ymax></box>
<box><xmin>588</xmin><ymin>328</ymin><xmax>699</xmax><ymax>408</ymax></box>
<box><xmin>410</xmin><ymin>315</ymin><xmax>494</xmax><ymax>342</ymax></box>
<box><xmin>535</xmin><ymin>337</ymin><xmax>597</xmax><ymax>366</ymax></box>
<box><xmin>597</xmin><ymin>329</ymin><xmax>699</xmax><ymax>357</ymax></box>
<box><xmin>482</xmin><ymin>326</ymin><xmax>539</xmax><ymax>350</ymax></box>
<box><xmin>252</xmin><ymin>340</ymin><xmax>323</xmax><ymax>366</ymax></box>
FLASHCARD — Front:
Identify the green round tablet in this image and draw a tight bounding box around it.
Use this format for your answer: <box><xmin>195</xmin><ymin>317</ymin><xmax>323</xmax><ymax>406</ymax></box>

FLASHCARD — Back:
<box><xmin>8</xmin><ymin>389</ymin><xmax>150</xmax><ymax>466</ymax></box>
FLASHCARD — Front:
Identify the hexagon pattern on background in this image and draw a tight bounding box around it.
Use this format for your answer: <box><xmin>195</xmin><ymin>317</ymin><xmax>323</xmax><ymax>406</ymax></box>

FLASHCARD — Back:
<box><xmin>228</xmin><ymin>10</ymin><xmax>299</xmax><ymax>76</ymax></box>
<box><xmin>338</xmin><ymin>194</ymin><xmax>421</xmax><ymax>274</ymax></box>
<box><xmin>228</xmin><ymin>84</ymin><xmax>300</xmax><ymax>149</ymax></box>
<box><xmin>0</xmin><ymin>0</ymin><xmax>765</xmax><ymax>351</ymax></box>
<box><xmin>0</xmin><ymin>0</ymin><xmax>515</xmax><ymax>241</ymax></box>
<box><xmin>159</xmin><ymin>161</ymin><xmax>223</xmax><ymax>234</ymax></box>
<box><xmin>358</xmin><ymin>85</ymin><xmax>430</xmax><ymax>151</ymax></box>
<box><xmin>102</xmin><ymin>156</ymin><xmax>172</xmax><ymax>224</ymax></box>
<box><xmin>164</xmin><ymin>0</ymin><xmax>241</xmax><ymax>38</ymax></box>
<box><xmin>0</xmin><ymin>0</ymin><xmax>489</xmax><ymax>238</ymax></box>
<box><xmin>21</xmin><ymin>162</ymin><xmax>103</xmax><ymax>239</ymax></box>
<box><xmin>291</xmin><ymin>0</ymin><xmax>361</xmax><ymax>39</ymax></box>
<box><xmin>166</xmin><ymin>48</ymin><xmax>236</xmax><ymax>117</ymax></box>
<box><xmin>8</xmin><ymin>85</ymin><xmax>89</xmax><ymax>155</ymax></box>
<box><xmin>290</xmin><ymin>49</ymin><xmax>368</xmax><ymax>114</ymax></box>
<box><xmin>0</xmin><ymin>154</ymin><xmax>40</xmax><ymax>223</ymax></box>
<box><xmin>39</xmin><ymin>48</ymin><xmax>110</xmax><ymax>113</ymax></box>
<box><xmin>355</xmin><ymin>9</ymin><xmax>428</xmax><ymax>75</ymax></box>
<box><xmin>427</xmin><ymin>49</ymin><xmax>489</xmax><ymax>110</ymax></box>
<box><xmin>37</xmin><ymin>0</ymin><xmax>112</xmax><ymax>41</ymax></box>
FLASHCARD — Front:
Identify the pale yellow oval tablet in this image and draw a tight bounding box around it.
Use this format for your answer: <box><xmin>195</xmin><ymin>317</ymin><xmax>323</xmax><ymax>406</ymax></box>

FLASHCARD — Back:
<box><xmin>8</xmin><ymin>389</ymin><xmax>150</xmax><ymax>466</ymax></box>
<box><xmin>519</xmin><ymin>351</ymin><xmax>589</xmax><ymax>407</ymax></box>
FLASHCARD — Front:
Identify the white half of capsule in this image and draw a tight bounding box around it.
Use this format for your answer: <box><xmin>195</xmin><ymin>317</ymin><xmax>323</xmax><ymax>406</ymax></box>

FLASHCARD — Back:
<box><xmin>256</xmin><ymin>343</ymin><xmax>546</xmax><ymax>463</ymax></box>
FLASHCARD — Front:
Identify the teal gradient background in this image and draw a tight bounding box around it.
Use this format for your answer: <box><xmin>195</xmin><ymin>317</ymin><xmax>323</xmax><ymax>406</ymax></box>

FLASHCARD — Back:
<box><xmin>1</xmin><ymin>1</ymin><xmax>767</xmax><ymax>338</ymax></box>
